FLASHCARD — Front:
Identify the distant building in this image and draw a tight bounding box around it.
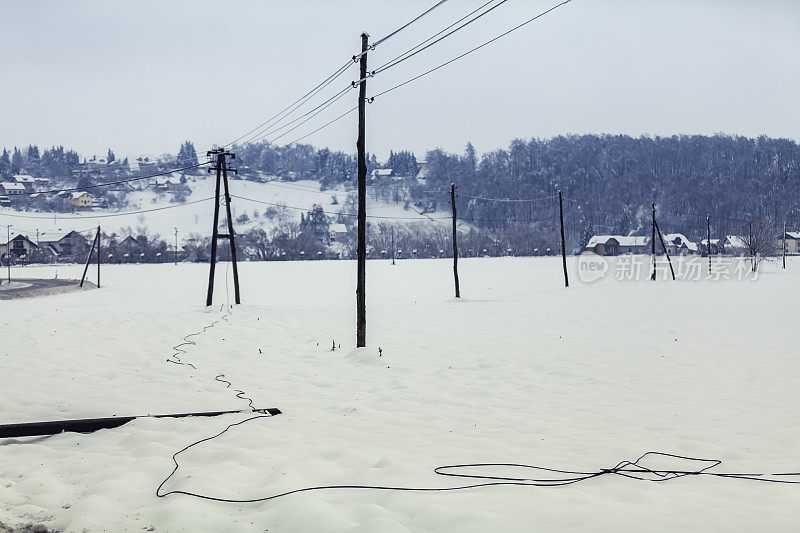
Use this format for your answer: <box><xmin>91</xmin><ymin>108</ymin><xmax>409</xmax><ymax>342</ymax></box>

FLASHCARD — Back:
<box><xmin>40</xmin><ymin>231</ymin><xmax>89</xmax><ymax>259</ymax></box>
<box><xmin>723</xmin><ymin>235</ymin><xmax>748</xmax><ymax>255</ymax></box>
<box><xmin>416</xmin><ymin>160</ymin><xmax>429</xmax><ymax>181</ymax></box>
<box><xmin>370</xmin><ymin>169</ymin><xmax>394</xmax><ymax>182</ymax></box>
<box><xmin>329</xmin><ymin>223</ymin><xmax>348</xmax><ymax>242</ymax></box>
<box><xmin>0</xmin><ymin>182</ymin><xmax>26</xmax><ymax>195</ymax></box>
<box><xmin>12</xmin><ymin>174</ymin><xmax>36</xmax><ymax>191</ymax></box>
<box><xmin>586</xmin><ymin>235</ymin><xmax>649</xmax><ymax>256</ymax></box>
<box><xmin>779</xmin><ymin>231</ymin><xmax>800</xmax><ymax>254</ymax></box>
<box><xmin>0</xmin><ymin>234</ymin><xmax>38</xmax><ymax>258</ymax></box>
<box><xmin>699</xmin><ymin>238</ymin><xmax>722</xmax><ymax>255</ymax></box>
<box><xmin>67</xmin><ymin>192</ymin><xmax>93</xmax><ymax>209</ymax></box>
<box><xmin>662</xmin><ymin>233</ymin><xmax>698</xmax><ymax>255</ymax></box>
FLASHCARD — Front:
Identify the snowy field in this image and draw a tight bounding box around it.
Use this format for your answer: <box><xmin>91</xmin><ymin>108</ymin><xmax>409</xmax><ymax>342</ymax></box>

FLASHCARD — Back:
<box><xmin>1</xmin><ymin>256</ymin><xmax>799</xmax><ymax>532</ymax></box>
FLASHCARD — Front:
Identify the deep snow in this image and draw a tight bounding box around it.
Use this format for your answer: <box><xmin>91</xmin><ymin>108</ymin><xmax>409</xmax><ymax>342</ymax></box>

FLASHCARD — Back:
<box><xmin>1</xmin><ymin>256</ymin><xmax>799</xmax><ymax>532</ymax></box>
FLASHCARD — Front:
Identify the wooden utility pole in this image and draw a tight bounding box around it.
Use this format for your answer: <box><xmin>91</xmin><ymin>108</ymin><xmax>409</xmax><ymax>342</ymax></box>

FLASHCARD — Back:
<box><xmin>707</xmin><ymin>214</ymin><xmax>711</xmax><ymax>273</ymax></box>
<box><xmin>97</xmin><ymin>225</ymin><xmax>100</xmax><ymax>288</ymax></box>
<box><xmin>558</xmin><ymin>190</ymin><xmax>568</xmax><ymax>288</ymax></box>
<box><xmin>650</xmin><ymin>202</ymin><xmax>656</xmax><ymax>281</ymax></box>
<box><xmin>451</xmin><ymin>183</ymin><xmax>460</xmax><ymax>298</ymax></box>
<box><xmin>783</xmin><ymin>221</ymin><xmax>786</xmax><ymax>269</ymax></box>
<box><xmin>206</xmin><ymin>149</ymin><xmax>241</xmax><ymax>306</ymax></box>
<box><xmin>174</xmin><ymin>227</ymin><xmax>178</xmax><ymax>265</ymax></box>
<box><xmin>80</xmin><ymin>228</ymin><xmax>99</xmax><ymax>288</ymax></box>
<box><xmin>654</xmin><ymin>220</ymin><xmax>675</xmax><ymax>280</ymax></box>
<box><xmin>391</xmin><ymin>226</ymin><xmax>395</xmax><ymax>265</ymax></box>
<box><xmin>356</xmin><ymin>32</ymin><xmax>369</xmax><ymax>347</ymax></box>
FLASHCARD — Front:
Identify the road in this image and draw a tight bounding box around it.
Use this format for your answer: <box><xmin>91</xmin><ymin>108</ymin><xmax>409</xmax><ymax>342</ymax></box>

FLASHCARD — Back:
<box><xmin>0</xmin><ymin>278</ymin><xmax>93</xmax><ymax>300</ymax></box>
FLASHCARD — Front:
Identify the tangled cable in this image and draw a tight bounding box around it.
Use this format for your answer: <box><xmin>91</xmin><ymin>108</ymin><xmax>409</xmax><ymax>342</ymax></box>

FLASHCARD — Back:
<box><xmin>165</xmin><ymin>303</ymin><xmax>231</xmax><ymax>370</ymax></box>
<box><xmin>156</xmin><ymin>416</ymin><xmax>800</xmax><ymax>504</ymax></box>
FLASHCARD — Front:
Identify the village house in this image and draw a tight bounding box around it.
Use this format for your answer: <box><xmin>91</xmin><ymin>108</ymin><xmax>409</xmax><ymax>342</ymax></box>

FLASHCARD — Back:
<box><xmin>779</xmin><ymin>231</ymin><xmax>800</xmax><ymax>254</ymax></box>
<box><xmin>40</xmin><ymin>230</ymin><xmax>89</xmax><ymax>260</ymax></box>
<box><xmin>12</xmin><ymin>174</ymin><xmax>37</xmax><ymax>191</ymax></box>
<box><xmin>0</xmin><ymin>182</ymin><xmax>27</xmax><ymax>195</ymax></box>
<box><xmin>0</xmin><ymin>234</ymin><xmax>38</xmax><ymax>259</ymax></box>
<box><xmin>370</xmin><ymin>168</ymin><xmax>394</xmax><ymax>182</ymax></box>
<box><xmin>416</xmin><ymin>160</ymin><xmax>429</xmax><ymax>181</ymax></box>
<box><xmin>662</xmin><ymin>233</ymin><xmax>698</xmax><ymax>255</ymax></box>
<box><xmin>585</xmin><ymin>235</ymin><xmax>649</xmax><ymax>256</ymax></box>
<box><xmin>699</xmin><ymin>238</ymin><xmax>721</xmax><ymax>255</ymax></box>
<box><xmin>67</xmin><ymin>192</ymin><xmax>93</xmax><ymax>209</ymax></box>
<box><xmin>329</xmin><ymin>223</ymin><xmax>348</xmax><ymax>242</ymax></box>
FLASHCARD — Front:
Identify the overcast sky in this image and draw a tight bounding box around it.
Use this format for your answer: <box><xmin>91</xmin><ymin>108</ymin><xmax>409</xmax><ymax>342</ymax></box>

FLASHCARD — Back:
<box><xmin>1</xmin><ymin>0</ymin><xmax>798</xmax><ymax>161</ymax></box>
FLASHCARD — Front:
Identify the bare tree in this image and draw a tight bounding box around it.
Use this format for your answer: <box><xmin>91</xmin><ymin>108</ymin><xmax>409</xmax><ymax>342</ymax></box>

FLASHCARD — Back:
<box><xmin>742</xmin><ymin>220</ymin><xmax>776</xmax><ymax>272</ymax></box>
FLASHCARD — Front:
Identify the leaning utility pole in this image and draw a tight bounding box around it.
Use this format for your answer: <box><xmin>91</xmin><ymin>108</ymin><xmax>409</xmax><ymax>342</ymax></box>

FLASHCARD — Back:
<box><xmin>451</xmin><ymin>183</ymin><xmax>460</xmax><ymax>298</ymax></box>
<box><xmin>558</xmin><ymin>190</ymin><xmax>568</xmax><ymax>288</ymax></box>
<box><xmin>206</xmin><ymin>149</ymin><xmax>241</xmax><ymax>306</ymax></box>
<box><xmin>356</xmin><ymin>32</ymin><xmax>369</xmax><ymax>347</ymax></box>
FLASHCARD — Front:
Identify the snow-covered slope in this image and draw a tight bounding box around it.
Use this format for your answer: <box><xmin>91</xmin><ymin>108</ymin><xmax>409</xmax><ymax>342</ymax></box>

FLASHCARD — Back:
<box><xmin>0</xmin><ymin>176</ymin><xmax>448</xmax><ymax>243</ymax></box>
<box><xmin>1</xmin><ymin>257</ymin><xmax>799</xmax><ymax>532</ymax></box>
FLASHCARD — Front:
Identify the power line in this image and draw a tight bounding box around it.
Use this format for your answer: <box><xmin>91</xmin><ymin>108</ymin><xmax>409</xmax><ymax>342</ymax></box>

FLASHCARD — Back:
<box><xmin>371</xmin><ymin>0</ymin><xmax>451</xmax><ymax>48</ymax></box>
<box><xmin>371</xmin><ymin>0</ymin><xmax>510</xmax><ymax>77</ymax></box>
<box><xmin>0</xmin><ymin>197</ymin><xmax>214</xmax><ymax>220</ymax></box>
<box><xmin>223</xmin><ymin>60</ymin><xmax>354</xmax><ymax>148</ymax></box>
<box><xmin>247</xmin><ymin>87</ymin><xmax>356</xmax><ymax>146</ymax></box>
<box><xmin>278</xmin><ymin>106</ymin><xmax>358</xmax><ymax>147</ymax></box>
<box><xmin>231</xmin><ymin>193</ymin><xmax>450</xmax><ymax>220</ymax></box>
<box><xmin>368</xmin><ymin>0</ymin><xmax>574</xmax><ymax>102</ymax></box>
<box><xmin>459</xmin><ymin>192</ymin><xmax>557</xmax><ymax>203</ymax></box>
<box><xmin>11</xmin><ymin>162</ymin><xmax>210</xmax><ymax>197</ymax></box>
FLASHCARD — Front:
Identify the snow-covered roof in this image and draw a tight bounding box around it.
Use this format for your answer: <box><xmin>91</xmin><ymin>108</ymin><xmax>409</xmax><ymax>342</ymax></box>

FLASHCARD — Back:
<box><xmin>724</xmin><ymin>235</ymin><xmax>747</xmax><ymax>249</ymax></box>
<box><xmin>330</xmin><ymin>223</ymin><xmax>347</xmax><ymax>233</ymax></box>
<box><xmin>371</xmin><ymin>169</ymin><xmax>393</xmax><ymax>177</ymax></box>
<box><xmin>0</xmin><ymin>182</ymin><xmax>26</xmax><ymax>191</ymax></box>
<box><xmin>586</xmin><ymin>235</ymin><xmax>648</xmax><ymax>248</ymax></box>
<box><xmin>12</xmin><ymin>174</ymin><xmax>35</xmax><ymax>183</ymax></box>
<box><xmin>70</xmin><ymin>191</ymin><xmax>91</xmax><ymax>199</ymax></box>
<box><xmin>784</xmin><ymin>231</ymin><xmax>800</xmax><ymax>240</ymax></box>
<box><xmin>700</xmin><ymin>238</ymin><xmax>720</xmax><ymax>245</ymax></box>
<box><xmin>663</xmin><ymin>233</ymin><xmax>698</xmax><ymax>251</ymax></box>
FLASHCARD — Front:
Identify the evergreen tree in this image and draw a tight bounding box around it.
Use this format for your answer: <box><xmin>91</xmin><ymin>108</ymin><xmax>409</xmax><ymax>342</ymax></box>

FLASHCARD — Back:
<box><xmin>107</xmin><ymin>148</ymin><xmax>115</xmax><ymax>163</ymax></box>
<box><xmin>176</xmin><ymin>141</ymin><xmax>198</xmax><ymax>167</ymax></box>
<box><xmin>10</xmin><ymin>148</ymin><xmax>23</xmax><ymax>174</ymax></box>
<box><xmin>0</xmin><ymin>149</ymin><xmax>9</xmax><ymax>177</ymax></box>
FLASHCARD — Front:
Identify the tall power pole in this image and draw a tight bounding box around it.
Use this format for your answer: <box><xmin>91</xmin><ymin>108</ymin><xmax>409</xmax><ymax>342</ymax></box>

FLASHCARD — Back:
<box><xmin>356</xmin><ymin>32</ymin><xmax>369</xmax><ymax>348</ymax></box>
<box><xmin>783</xmin><ymin>221</ymin><xmax>786</xmax><ymax>269</ymax></box>
<box><xmin>558</xmin><ymin>190</ymin><xmax>568</xmax><ymax>288</ymax></box>
<box><xmin>650</xmin><ymin>202</ymin><xmax>656</xmax><ymax>281</ymax></box>
<box><xmin>174</xmin><ymin>227</ymin><xmax>178</xmax><ymax>265</ymax></box>
<box><xmin>451</xmin><ymin>183</ymin><xmax>460</xmax><ymax>298</ymax></box>
<box><xmin>206</xmin><ymin>149</ymin><xmax>241</xmax><ymax>306</ymax></box>
<box><xmin>707</xmin><ymin>214</ymin><xmax>711</xmax><ymax>273</ymax></box>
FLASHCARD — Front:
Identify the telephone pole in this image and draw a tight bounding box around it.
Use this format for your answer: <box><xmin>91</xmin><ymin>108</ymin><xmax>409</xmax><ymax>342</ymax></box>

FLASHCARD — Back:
<box><xmin>558</xmin><ymin>190</ymin><xmax>568</xmax><ymax>288</ymax></box>
<box><xmin>174</xmin><ymin>227</ymin><xmax>178</xmax><ymax>265</ymax></box>
<box><xmin>783</xmin><ymin>221</ymin><xmax>786</xmax><ymax>269</ymax></box>
<box><xmin>707</xmin><ymin>214</ymin><xmax>711</xmax><ymax>273</ymax></box>
<box><xmin>650</xmin><ymin>202</ymin><xmax>656</xmax><ymax>281</ymax></box>
<box><xmin>391</xmin><ymin>226</ymin><xmax>395</xmax><ymax>265</ymax></box>
<box><xmin>206</xmin><ymin>149</ymin><xmax>241</xmax><ymax>306</ymax></box>
<box><xmin>356</xmin><ymin>32</ymin><xmax>369</xmax><ymax>348</ymax></box>
<box><xmin>451</xmin><ymin>183</ymin><xmax>460</xmax><ymax>298</ymax></box>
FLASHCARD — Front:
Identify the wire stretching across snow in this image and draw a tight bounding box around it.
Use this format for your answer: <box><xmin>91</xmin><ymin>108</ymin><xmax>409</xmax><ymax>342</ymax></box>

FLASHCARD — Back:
<box><xmin>156</xmin><ymin>426</ymin><xmax>800</xmax><ymax>503</ymax></box>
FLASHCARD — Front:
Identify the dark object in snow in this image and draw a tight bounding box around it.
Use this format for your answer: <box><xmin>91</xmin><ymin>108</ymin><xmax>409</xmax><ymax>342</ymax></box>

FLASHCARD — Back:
<box><xmin>378</xmin><ymin>347</ymin><xmax>382</xmax><ymax>357</ymax></box>
<box><xmin>0</xmin><ymin>408</ymin><xmax>282</xmax><ymax>439</ymax></box>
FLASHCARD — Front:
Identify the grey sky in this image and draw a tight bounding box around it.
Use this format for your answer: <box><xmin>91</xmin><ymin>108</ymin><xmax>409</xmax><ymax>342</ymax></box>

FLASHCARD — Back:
<box><xmin>1</xmin><ymin>0</ymin><xmax>798</xmax><ymax>161</ymax></box>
